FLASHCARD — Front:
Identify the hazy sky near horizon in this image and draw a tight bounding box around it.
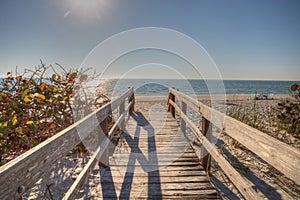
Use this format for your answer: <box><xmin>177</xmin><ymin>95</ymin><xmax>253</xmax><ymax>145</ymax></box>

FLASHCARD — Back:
<box><xmin>0</xmin><ymin>0</ymin><xmax>300</xmax><ymax>80</ymax></box>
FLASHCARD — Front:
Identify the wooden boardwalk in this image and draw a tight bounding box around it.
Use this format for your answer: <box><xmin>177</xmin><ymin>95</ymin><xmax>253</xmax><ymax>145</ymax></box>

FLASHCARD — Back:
<box><xmin>96</xmin><ymin>107</ymin><xmax>220</xmax><ymax>199</ymax></box>
<box><xmin>2</xmin><ymin>87</ymin><xmax>299</xmax><ymax>199</ymax></box>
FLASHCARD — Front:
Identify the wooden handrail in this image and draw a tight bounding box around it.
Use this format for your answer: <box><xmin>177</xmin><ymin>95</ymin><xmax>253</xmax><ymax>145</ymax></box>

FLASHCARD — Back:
<box><xmin>0</xmin><ymin>87</ymin><xmax>135</xmax><ymax>199</ymax></box>
<box><xmin>167</xmin><ymin>88</ymin><xmax>300</xmax><ymax>199</ymax></box>
<box><xmin>64</xmin><ymin>100</ymin><xmax>134</xmax><ymax>199</ymax></box>
<box><xmin>168</xmin><ymin>100</ymin><xmax>260</xmax><ymax>199</ymax></box>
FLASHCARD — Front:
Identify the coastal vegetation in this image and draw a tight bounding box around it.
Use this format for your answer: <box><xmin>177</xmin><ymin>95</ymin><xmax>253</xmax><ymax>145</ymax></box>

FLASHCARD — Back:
<box><xmin>223</xmin><ymin>85</ymin><xmax>300</xmax><ymax>198</ymax></box>
<box><xmin>227</xmin><ymin>85</ymin><xmax>300</xmax><ymax>146</ymax></box>
<box><xmin>0</xmin><ymin>63</ymin><xmax>110</xmax><ymax>165</ymax></box>
<box><xmin>277</xmin><ymin>83</ymin><xmax>300</xmax><ymax>137</ymax></box>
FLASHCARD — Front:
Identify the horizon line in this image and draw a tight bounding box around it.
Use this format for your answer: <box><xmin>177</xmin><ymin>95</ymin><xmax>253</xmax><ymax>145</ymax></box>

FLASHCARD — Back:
<box><xmin>96</xmin><ymin>77</ymin><xmax>300</xmax><ymax>82</ymax></box>
<box><xmin>0</xmin><ymin>76</ymin><xmax>299</xmax><ymax>82</ymax></box>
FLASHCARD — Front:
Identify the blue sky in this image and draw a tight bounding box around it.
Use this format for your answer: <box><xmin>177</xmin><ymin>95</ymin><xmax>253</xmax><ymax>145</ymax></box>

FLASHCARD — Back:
<box><xmin>0</xmin><ymin>0</ymin><xmax>299</xmax><ymax>80</ymax></box>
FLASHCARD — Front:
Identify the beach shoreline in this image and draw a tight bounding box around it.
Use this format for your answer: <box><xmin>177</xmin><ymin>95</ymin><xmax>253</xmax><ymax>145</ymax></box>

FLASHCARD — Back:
<box><xmin>135</xmin><ymin>93</ymin><xmax>292</xmax><ymax>102</ymax></box>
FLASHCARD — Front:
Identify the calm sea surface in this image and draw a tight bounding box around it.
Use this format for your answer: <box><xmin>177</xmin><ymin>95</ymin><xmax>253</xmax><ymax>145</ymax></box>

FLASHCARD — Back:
<box><xmin>1</xmin><ymin>78</ymin><xmax>298</xmax><ymax>96</ymax></box>
<box><xmin>97</xmin><ymin>79</ymin><xmax>300</xmax><ymax>96</ymax></box>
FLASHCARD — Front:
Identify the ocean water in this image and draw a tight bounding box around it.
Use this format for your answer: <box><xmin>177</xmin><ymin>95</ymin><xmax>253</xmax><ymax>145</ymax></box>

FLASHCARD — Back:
<box><xmin>1</xmin><ymin>78</ymin><xmax>298</xmax><ymax>96</ymax></box>
<box><xmin>96</xmin><ymin>79</ymin><xmax>300</xmax><ymax>96</ymax></box>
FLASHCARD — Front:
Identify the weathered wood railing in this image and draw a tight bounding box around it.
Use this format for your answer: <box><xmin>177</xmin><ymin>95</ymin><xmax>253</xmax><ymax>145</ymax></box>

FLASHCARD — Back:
<box><xmin>0</xmin><ymin>87</ymin><xmax>135</xmax><ymax>200</ymax></box>
<box><xmin>167</xmin><ymin>88</ymin><xmax>300</xmax><ymax>200</ymax></box>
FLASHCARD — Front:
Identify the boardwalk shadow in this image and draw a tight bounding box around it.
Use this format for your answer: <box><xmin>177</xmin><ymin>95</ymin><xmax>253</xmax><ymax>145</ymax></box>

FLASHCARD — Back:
<box><xmin>101</xmin><ymin>111</ymin><xmax>163</xmax><ymax>199</ymax></box>
<box><xmin>100</xmin><ymin>166</ymin><xmax>118</xmax><ymax>199</ymax></box>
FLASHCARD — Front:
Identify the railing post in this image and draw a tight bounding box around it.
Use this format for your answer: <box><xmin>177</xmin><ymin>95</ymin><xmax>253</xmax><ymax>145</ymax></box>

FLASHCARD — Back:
<box><xmin>181</xmin><ymin>101</ymin><xmax>187</xmax><ymax>133</ymax></box>
<box><xmin>201</xmin><ymin>117</ymin><xmax>212</xmax><ymax>173</ymax></box>
<box><xmin>167</xmin><ymin>90</ymin><xmax>176</xmax><ymax>118</ymax></box>
<box><xmin>171</xmin><ymin>93</ymin><xmax>175</xmax><ymax>118</ymax></box>
<box><xmin>99</xmin><ymin>116</ymin><xmax>109</xmax><ymax>167</ymax></box>
<box><xmin>119</xmin><ymin>101</ymin><xmax>125</xmax><ymax>129</ymax></box>
<box><xmin>129</xmin><ymin>88</ymin><xmax>135</xmax><ymax>114</ymax></box>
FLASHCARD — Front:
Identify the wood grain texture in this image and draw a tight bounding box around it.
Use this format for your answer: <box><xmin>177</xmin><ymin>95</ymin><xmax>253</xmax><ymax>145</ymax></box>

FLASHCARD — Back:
<box><xmin>0</xmin><ymin>88</ymin><xmax>134</xmax><ymax>200</ymax></box>
<box><xmin>169</xmin><ymin>100</ymin><xmax>263</xmax><ymax>199</ymax></box>
<box><xmin>88</xmin><ymin>109</ymin><xmax>220</xmax><ymax>199</ymax></box>
<box><xmin>201</xmin><ymin>116</ymin><xmax>212</xmax><ymax>173</ymax></box>
<box><xmin>169</xmin><ymin>88</ymin><xmax>300</xmax><ymax>185</ymax></box>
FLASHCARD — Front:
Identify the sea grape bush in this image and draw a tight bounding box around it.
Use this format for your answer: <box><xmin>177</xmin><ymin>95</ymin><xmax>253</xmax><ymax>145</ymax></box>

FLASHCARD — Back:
<box><xmin>0</xmin><ymin>65</ymin><xmax>75</xmax><ymax>164</ymax></box>
<box><xmin>0</xmin><ymin>63</ymin><xmax>109</xmax><ymax>165</ymax></box>
<box><xmin>277</xmin><ymin>83</ymin><xmax>300</xmax><ymax>137</ymax></box>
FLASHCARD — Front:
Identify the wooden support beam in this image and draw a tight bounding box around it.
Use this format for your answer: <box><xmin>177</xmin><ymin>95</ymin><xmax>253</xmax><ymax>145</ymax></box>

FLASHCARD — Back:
<box><xmin>201</xmin><ymin>116</ymin><xmax>211</xmax><ymax>173</ymax></box>
<box><xmin>129</xmin><ymin>87</ymin><xmax>135</xmax><ymax>114</ymax></box>
<box><xmin>119</xmin><ymin>101</ymin><xmax>125</xmax><ymax>130</ymax></box>
<box><xmin>99</xmin><ymin>116</ymin><xmax>109</xmax><ymax>167</ymax></box>
<box><xmin>167</xmin><ymin>92</ymin><xmax>176</xmax><ymax>118</ymax></box>
<box><xmin>180</xmin><ymin>101</ymin><xmax>187</xmax><ymax>134</ymax></box>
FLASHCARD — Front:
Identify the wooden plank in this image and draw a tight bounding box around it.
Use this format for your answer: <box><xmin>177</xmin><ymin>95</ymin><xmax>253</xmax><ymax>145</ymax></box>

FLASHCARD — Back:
<box><xmin>109</xmin><ymin>176</ymin><xmax>211</xmax><ymax>183</ymax></box>
<box><xmin>112</xmin><ymin>152</ymin><xmax>201</xmax><ymax>159</ymax></box>
<box><xmin>125</xmin><ymin>147</ymin><xmax>195</xmax><ymax>153</ymax></box>
<box><xmin>109</xmin><ymin>162</ymin><xmax>201</xmax><ymax>167</ymax></box>
<box><xmin>99</xmin><ymin>190</ymin><xmax>219</xmax><ymax>199</ymax></box>
<box><xmin>108</xmin><ymin>170</ymin><xmax>207</xmax><ymax>177</ymax></box>
<box><xmin>124</xmin><ymin>142</ymin><xmax>191</xmax><ymax>146</ymax></box>
<box><xmin>224</xmin><ymin>116</ymin><xmax>300</xmax><ymax>185</ymax></box>
<box><xmin>100</xmin><ymin>182</ymin><xmax>215</xmax><ymax>190</ymax></box>
<box><xmin>0</xmin><ymin>88</ymin><xmax>133</xmax><ymax>199</ymax></box>
<box><xmin>110</xmin><ymin>160</ymin><xmax>201</xmax><ymax>165</ymax></box>
<box><xmin>169</xmin><ymin>88</ymin><xmax>300</xmax><ymax>185</ymax></box>
<box><xmin>169</xmin><ymin>100</ymin><xmax>262</xmax><ymax>199</ymax></box>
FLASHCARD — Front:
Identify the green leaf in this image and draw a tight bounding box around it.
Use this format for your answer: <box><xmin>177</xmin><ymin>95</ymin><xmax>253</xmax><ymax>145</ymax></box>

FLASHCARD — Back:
<box><xmin>70</xmin><ymin>72</ymin><xmax>77</xmax><ymax>80</ymax></box>
<box><xmin>16</xmin><ymin>127</ymin><xmax>23</xmax><ymax>134</ymax></box>
<box><xmin>28</xmin><ymin>123</ymin><xmax>36</xmax><ymax>132</ymax></box>
<box><xmin>31</xmin><ymin>140</ymin><xmax>39</xmax><ymax>147</ymax></box>
<box><xmin>1</xmin><ymin>92</ymin><xmax>7</xmax><ymax>98</ymax></box>
<box><xmin>0</xmin><ymin>122</ymin><xmax>8</xmax><ymax>128</ymax></box>
<box><xmin>23</xmin><ymin>95</ymin><xmax>32</xmax><ymax>103</ymax></box>
<box><xmin>53</xmin><ymin>85</ymin><xmax>59</xmax><ymax>93</ymax></box>
<box><xmin>5</xmin><ymin>144</ymin><xmax>12</xmax><ymax>151</ymax></box>
<box><xmin>12</xmin><ymin>116</ymin><xmax>18</xmax><ymax>126</ymax></box>
<box><xmin>22</xmin><ymin>89</ymin><xmax>31</xmax><ymax>99</ymax></box>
